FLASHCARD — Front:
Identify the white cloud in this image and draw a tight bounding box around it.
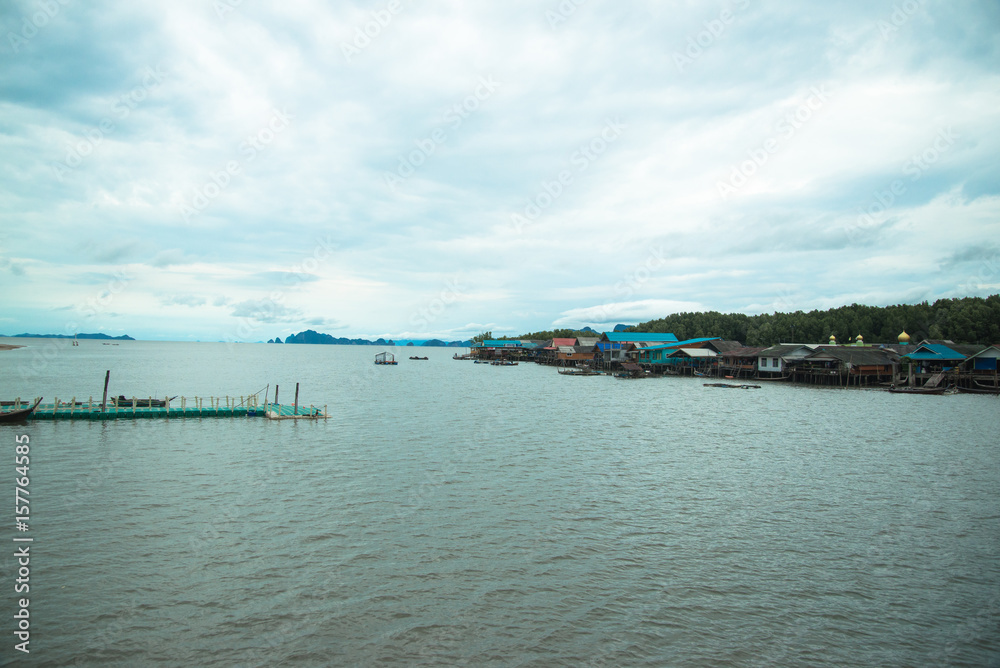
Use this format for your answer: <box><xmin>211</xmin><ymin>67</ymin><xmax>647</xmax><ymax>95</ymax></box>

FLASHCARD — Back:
<box><xmin>1</xmin><ymin>0</ymin><xmax>998</xmax><ymax>339</ymax></box>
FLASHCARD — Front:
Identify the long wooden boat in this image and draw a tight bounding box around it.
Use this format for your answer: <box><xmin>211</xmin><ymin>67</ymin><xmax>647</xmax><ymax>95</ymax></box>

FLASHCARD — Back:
<box><xmin>886</xmin><ymin>386</ymin><xmax>947</xmax><ymax>395</ymax></box>
<box><xmin>559</xmin><ymin>368</ymin><xmax>602</xmax><ymax>376</ymax></box>
<box><xmin>0</xmin><ymin>398</ymin><xmax>42</xmax><ymax>423</ymax></box>
<box><xmin>957</xmin><ymin>385</ymin><xmax>1000</xmax><ymax>395</ymax></box>
<box><xmin>111</xmin><ymin>395</ymin><xmax>177</xmax><ymax>407</ymax></box>
<box><xmin>704</xmin><ymin>383</ymin><xmax>761</xmax><ymax>389</ymax></box>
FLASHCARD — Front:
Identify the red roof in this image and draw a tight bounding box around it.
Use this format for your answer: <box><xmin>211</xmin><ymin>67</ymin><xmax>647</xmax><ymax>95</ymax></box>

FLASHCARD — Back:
<box><xmin>552</xmin><ymin>338</ymin><xmax>577</xmax><ymax>347</ymax></box>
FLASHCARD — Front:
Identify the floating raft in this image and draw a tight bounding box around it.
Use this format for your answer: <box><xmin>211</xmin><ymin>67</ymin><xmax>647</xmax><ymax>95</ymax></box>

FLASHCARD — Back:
<box><xmin>19</xmin><ymin>397</ymin><xmax>327</xmax><ymax>421</ymax></box>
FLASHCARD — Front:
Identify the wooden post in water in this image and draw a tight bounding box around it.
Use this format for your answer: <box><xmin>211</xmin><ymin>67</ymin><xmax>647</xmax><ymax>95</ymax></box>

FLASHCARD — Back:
<box><xmin>274</xmin><ymin>385</ymin><xmax>279</xmax><ymax>410</ymax></box>
<box><xmin>101</xmin><ymin>370</ymin><xmax>110</xmax><ymax>412</ymax></box>
<box><xmin>294</xmin><ymin>383</ymin><xmax>299</xmax><ymax>415</ymax></box>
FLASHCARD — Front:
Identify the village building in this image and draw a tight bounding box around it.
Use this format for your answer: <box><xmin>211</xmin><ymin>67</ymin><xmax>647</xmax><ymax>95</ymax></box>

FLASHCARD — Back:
<box><xmin>756</xmin><ymin>344</ymin><xmax>820</xmax><ymax>378</ymax></box>
<box><xmin>793</xmin><ymin>346</ymin><xmax>899</xmax><ymax>386</ymax></box>
<box><xmin>718</xmin><ymin>346</ymin><xmax>765</xmax><ymax>379</ymax></box>
<box><xmin>594</xmin><ymin>332</ymin><xmax>678</xmax><ymax>367</ymax></box>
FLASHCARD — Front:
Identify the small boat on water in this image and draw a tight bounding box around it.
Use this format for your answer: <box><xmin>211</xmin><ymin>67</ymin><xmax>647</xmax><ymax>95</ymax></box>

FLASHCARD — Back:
<box><xmin>559</xmin><ymin>368</ymin><xmax>602</xmax><ymax>376</ymax></box>
<box><xmin>0</xmin><ymin>398</ymin><xmax>42</xmax><ymax>422</ymax></box>
<box><xmin>111</xmin><ymin>395</ymin><xmax>177</xmax><ymax>407</ymax></box>
<box><xmin>957</xmin><ymin>385</ymin><xmax>1000</xmax><ymax>395</ymax></box>
<box><xmin>491</xmin><ymin>360</ymin><xmax>517</xmax><ymax>366</ymax></box>
<box><xmin>704</xmin><ymin>383</ymin><xmax>761</xmax><ymax>389</ymax></box>
<box><xmin>886</xmin><ymin>385</ymin><xmax>946</xmax><ymax>395</ymax></box>
<box><xmin>409</xmin><ymin>356</ymin><xmax>428</xmax><ymax>360</ymax></box>
<box><xmin>374</xmin><ymin>352</ymin><xmax>398</xmax><ymax>365</ymax></box>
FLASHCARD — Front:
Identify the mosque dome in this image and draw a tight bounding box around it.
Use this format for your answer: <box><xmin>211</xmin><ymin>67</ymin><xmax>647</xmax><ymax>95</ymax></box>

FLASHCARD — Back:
<box><xmin>828</xmin><ymin>334</ymin><xmax>837</xmax><ymax>344</ymax></box>
<box><xmin>898</xmin><ymin>330</ymin><xmax>910</xmax><ymax>344</ymax></box>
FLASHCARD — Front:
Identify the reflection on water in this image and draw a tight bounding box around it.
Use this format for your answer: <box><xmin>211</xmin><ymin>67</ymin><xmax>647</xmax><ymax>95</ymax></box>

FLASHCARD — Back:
<box><xmin>1</xmin><ymin>340</ymin><xmax>998</xmax><ymax>666</ymax></box>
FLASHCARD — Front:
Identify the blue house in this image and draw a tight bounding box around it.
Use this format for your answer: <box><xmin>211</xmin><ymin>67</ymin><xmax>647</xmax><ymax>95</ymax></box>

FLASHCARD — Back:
<box><xmin>596</xmin><ymin>332</ymin><xmax>678</xmax><ymax>363</ymax></box>
<box><xmin>636</xmin><ymin>338</ymin><xmax>722</xmax><ymax>364</ymax></box>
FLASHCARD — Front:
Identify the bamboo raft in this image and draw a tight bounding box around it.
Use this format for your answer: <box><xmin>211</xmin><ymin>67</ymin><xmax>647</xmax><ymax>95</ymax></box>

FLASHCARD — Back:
<box><xmin>7</xmin><ymin>396</ymin><xmax>327</xmax><ymax>421</ymax></box>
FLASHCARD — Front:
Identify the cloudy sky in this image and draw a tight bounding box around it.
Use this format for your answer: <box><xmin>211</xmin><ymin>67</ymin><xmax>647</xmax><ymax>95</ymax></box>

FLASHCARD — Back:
<box><xmin>1</xmin><ymin>0</ymin><xmax>998</xmax><ymax>342</ymax></box>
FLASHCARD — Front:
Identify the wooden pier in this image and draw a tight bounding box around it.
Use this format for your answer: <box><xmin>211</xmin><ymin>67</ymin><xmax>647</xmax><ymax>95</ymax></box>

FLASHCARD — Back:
<box><xmin>9</xmin><ymin>396</ymin><xmax>327</xmax><ymax>421</ymax></box>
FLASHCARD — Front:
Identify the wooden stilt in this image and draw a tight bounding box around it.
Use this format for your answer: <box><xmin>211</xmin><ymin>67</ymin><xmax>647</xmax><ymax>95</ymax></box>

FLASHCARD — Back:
<box><xmin>294</xmin><ymin>382</ymin><xmax>299</xmax><ymax>415</ymax></box>
<box><xmin>101</xmin><ymin>370</ymin><xmax>110</xmax><ymax>412</ymax></box>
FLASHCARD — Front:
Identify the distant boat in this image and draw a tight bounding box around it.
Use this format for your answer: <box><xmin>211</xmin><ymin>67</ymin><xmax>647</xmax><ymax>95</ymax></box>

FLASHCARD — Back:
<box><xmin>957</xmin><ymin>385</ymin><xmax>1000</xmax><ymax>395</ymax></box>
<box><xmin>374</xmin><ymin>352</ymin><xmax>398</xmax><ymax>365</ymax></box>
<box><xmin>0</xmin><ymin>397</ymin><xmax>42</xmax><ymax>423</ymax></box>
<box><xmin>559</xmin><ymin>368</ymin><xmax>601</xmax><ymax>376</ymax></box>
<box><xmin>491</xmin><ymin>360</ymin><xmax>517</xmax><ymax>366</ymax></box>
<box><xmin>409</xmin><ymin>356</ymin><xmax>428</xmax><ymax>360</ymax></box>
<box><xmin>111</xmin><ymin>395</ymin><xmax>177</xmax><ymax>407</ymax></box>
<box><xmin>704</xmin><ymin>383</ymin><xmax>761</xmax><ymax>389</ymax></box>
<box><xmin>886</xmin><ymin>385</ymin><xmax>946</xmax><ymax>395</ymax></box>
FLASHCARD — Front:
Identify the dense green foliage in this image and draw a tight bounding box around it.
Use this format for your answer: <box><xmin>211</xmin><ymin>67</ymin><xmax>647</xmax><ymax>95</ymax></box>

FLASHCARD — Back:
<box><xmin>508</xmin><ymin>329</ymin><xmax>596</xmax><ymax>341</ymax></box>
<box><xmin>630</xmin><ymin>295</ymin><xmax>1000</xmax><ymax>346</ymax></box>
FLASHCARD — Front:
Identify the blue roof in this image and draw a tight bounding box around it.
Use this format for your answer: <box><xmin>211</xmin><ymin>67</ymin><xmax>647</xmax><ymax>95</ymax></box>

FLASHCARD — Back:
<box><xmin>640</xmin><ymin>337</ymin><xmax>721</xmax><ymax>352</ymax></box>
<box><xmin>602</xmin><ymin>332</ymin><xmax>678</xmax><ymax>343</ymax></box>
<box><xmin>472</xmin><ymin>339</ymin><xmax>523</xmax><ymax>348</ymax></box>
<box><xmin>903</xmin><ymin>343</ymin><xmax>966</xmax><ymax>361</ymax></box>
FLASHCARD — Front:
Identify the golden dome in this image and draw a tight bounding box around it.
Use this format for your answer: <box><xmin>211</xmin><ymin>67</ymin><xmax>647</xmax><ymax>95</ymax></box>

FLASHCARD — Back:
<box><xmin>898</xmin><ymin>330</ymin><xmax>910</xmax><ymax>343</ymax></box>
<box><xmin>828</xmin><ymin>334</ymin><xmax>837</xmax><ymax>344</ymax></box>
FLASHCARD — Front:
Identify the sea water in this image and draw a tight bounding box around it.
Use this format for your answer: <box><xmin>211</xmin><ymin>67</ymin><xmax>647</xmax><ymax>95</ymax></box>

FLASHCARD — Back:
<box><xmin>1</xmin><ymin>339</ymin><xmax>998</xmax><ymax>666</ymax></box>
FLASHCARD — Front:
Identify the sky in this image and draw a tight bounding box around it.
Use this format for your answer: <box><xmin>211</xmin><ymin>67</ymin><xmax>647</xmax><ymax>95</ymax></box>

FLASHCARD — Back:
<box><xmin>1</xmin><ymin>0</ymin><xmax>999</xmax><ymax>342</ymax></box>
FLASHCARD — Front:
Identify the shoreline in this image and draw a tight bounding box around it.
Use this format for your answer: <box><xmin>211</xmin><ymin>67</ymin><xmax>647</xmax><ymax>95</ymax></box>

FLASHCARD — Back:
<box><xmin>0</xmin><ymin>344</ymin><xmax>24</xmax><ymax>351</ymax></box>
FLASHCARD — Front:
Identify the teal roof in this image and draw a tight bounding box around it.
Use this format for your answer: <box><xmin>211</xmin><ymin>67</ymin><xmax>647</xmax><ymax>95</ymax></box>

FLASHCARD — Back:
<box><xmin>472</xmin><ymin>339</ymin><xmax>522</xmax><ymax>348</ymax></box>
<box><xmin>902</xmin><ymin>343</ymin><xmax>966</xmax><ymax>361</ymax></box>
<box><xmin>640</xmin><ymin>337</ymin><xmax>721</xmax><ymax>352</ymax></box>
<box><xmin>602</xmin><ymin>332</ymin><xmax>678</xmax><ymax>343</ymax></box>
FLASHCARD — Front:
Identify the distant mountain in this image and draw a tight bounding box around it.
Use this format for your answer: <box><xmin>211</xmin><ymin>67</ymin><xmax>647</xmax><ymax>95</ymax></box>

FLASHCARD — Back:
<box><xmin>579</xmin><ymin>326</ymin><xmax>598</xmax><ymax>334</ymax></box>
<box><xmin>422</xmin><ymin>339</ymin><xmax>472</xmax><ymax>347</ymax></box>
<box><xmin>283</xmin><ymin>329</ymin><xmax>394</xmax><ymax>346</ymax></box>
<box><xmin>613</xmin><ymin>324</ymin><xmax>634</xmax><ymax>332</ymax></box>
<box><xmin>267</xmin><ymin>338</ymin><xmax>283</xmax><ymax>343</ymax></box>
<box><xmin>280</xmin><ymin>330</ymin><xmax>470</xmax><ymax>347</ymax></box>
<box><xmin>9</xmin><ymin>332</ymin><xmax>135</xmax><ymax>340</ymax></box>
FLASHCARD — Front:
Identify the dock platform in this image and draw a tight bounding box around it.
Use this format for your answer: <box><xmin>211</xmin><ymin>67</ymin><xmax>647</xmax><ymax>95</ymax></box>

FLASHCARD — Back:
<box><xmin>14</xmin><ymin>397</ymin><xmax>327</xmax><ymax>421</ymax></box>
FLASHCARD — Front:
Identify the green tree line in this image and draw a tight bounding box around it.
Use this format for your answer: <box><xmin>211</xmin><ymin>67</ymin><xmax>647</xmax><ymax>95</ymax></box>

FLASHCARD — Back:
<box><xmin>629</xmin><ymin>295</ymin><xmax>1000</xmax><ymax>346</ymax></box>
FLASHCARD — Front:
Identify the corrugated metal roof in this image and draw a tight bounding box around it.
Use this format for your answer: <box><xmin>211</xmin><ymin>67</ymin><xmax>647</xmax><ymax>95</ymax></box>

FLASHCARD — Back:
<box><xmin>576</xmin><ymin>337</ymin><xmax>599</xmax><ymax>347</ymax></box>
<box><xmin>708</xmin><ymin>340</ymin><xmax>744</xmax><ymax>353</ymax></box>
<box><xmin>551</xmin><ymin>338</ymin><xmax>577</xmax><ymax>347</ymax></box>
<box><xmin>721</xmin><ymin>346</ymin><xmax>766</xmax><ymax>358</ymax></box>
<box><xmin>602</xmin><ymin>332</ymin><xmax>678</xmax><ymax>343</ymax></box>
<box><xmin>667</xmin><ymin>348</ymin><xmax>717</xmax><ymax>358</ymax></box>
<box><xmin>903</xmin><ymin>343</ymin><xmax>966</xmax><ymax>360</ymax></box>
<box><xmin>473</xmin><ymin>339</ymin><xmax>522</xmax><ymax>348</ymax></box>
<box><xmin>805</xmin><ymin>347</ymin><xmax>897</xmax><ymax>366</ymax></box>
<box><xmin>641</xmin><ymin>337</ymin><xmax>720</xmax><ymax>352</ymax></box>
<box><xmin>759</xmin><ymin>344</ymin><xmax>816</xmax><ymax>357</ymax></box>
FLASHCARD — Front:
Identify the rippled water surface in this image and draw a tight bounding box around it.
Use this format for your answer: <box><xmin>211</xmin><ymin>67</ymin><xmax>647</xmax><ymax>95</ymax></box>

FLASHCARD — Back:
<box><xmin>1</xmin><ymin>339</ymin><xmax>998</xmax><ymax>666</ymax></box>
